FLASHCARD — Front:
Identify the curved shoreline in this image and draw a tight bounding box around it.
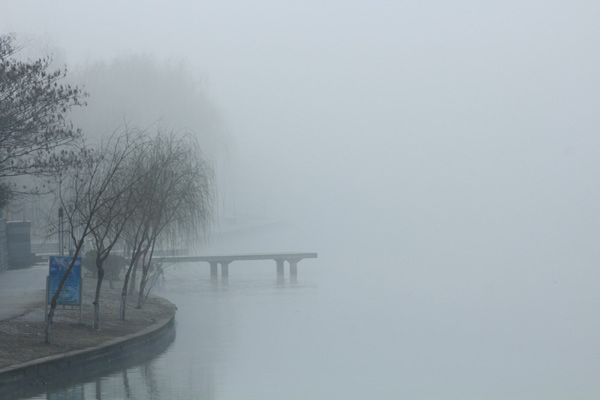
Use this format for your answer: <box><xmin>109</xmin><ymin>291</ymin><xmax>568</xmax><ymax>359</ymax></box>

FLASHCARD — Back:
<box><xmin>0</xmin><ymin>302</ymin><xmax>176</xmax><ymax>398</ymax></box>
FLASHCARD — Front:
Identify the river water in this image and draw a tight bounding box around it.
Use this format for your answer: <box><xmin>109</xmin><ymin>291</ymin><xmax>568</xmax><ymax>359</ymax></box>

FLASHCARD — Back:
<box><xmin>23</xmin><ymin>240</ymin><xmax>599</xmax><ymax>400</ymax></box>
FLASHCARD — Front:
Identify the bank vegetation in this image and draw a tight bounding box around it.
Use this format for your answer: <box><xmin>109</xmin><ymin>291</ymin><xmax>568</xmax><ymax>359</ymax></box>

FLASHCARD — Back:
<box><xmin>0</xmin><ymin>33</ymin><xmax>215</xmax><ymax>344</ymax></box>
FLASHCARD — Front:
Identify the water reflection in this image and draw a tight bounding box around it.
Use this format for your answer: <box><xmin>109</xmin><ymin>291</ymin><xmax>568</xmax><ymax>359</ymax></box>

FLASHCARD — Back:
<box><xmin>15</xmin><ymin>326</ymin><xmax>176</xmax><ymax>400</ymax></box>
<box><xmin>46</xmin><ymin>385</ymin><xmax>83</xmax><ymax>400</ymax></box>
<box><xmin>21</xmin><ymin>261</ymin><xmax>317</xmax><ymax>400</ymax></box>
<box><xmin>17</xmin><ymin>253</ymin><xmax>598</xmax><ymax>399</ymax></box>
<box><xmin>121</xmin><ymin>370</ymin><xmax>131</xmax><ymax>399</ymax></box>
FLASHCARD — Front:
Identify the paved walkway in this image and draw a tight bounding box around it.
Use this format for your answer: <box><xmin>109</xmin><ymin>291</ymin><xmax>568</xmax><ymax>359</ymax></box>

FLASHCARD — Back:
<box><xmin>0</xmin><ymin>264</ymin><xmax>47</xmax><ymax>320</ymax></box>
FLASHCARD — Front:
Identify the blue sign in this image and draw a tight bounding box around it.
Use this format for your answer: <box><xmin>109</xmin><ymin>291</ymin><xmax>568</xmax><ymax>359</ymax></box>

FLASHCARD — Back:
<box><xmin>48</xmin><ymin>256</ymin><xmax>81</xmax><ymax>305</ymax></box>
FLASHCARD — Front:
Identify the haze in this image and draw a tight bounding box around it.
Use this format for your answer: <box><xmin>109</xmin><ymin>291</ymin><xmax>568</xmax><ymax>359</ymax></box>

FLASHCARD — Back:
<box><xmin>2</xmin><ymin>1</ymin><xmax>599</xmax><ymax>398</ymax></box>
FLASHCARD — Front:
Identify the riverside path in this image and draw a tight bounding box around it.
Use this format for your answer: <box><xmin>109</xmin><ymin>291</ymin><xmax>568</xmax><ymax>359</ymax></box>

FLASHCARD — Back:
<box><xmin>0</xmin><ymin>264</ymin><xmax>47</xmax><ymax>321</ymax></box>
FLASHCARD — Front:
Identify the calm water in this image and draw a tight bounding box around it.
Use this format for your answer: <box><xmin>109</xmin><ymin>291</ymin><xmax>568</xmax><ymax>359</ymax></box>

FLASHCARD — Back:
<box><xmin>24</xmin><ymin>249</ymin><xmax>599</xmax><ymax>400</ymax></box>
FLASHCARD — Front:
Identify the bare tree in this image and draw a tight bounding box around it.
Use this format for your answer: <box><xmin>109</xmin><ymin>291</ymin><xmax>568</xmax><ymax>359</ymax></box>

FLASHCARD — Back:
<box><xmin>119</xmin><ymin>131</ymin><xmax>213</xmax><ymax>319</ymax></box>
<box><xmin>46</xmin><ymin>130</ymin><xmax>144</xmax><ymax>341</ymax></box>
<box><xmin>0</xmin><ymin>33</ymin><xmax>86</xmax><ymax>206</ymax></box>
<box><xmin>119</xmin><ymin>142</ymin><xmax>160</xmax><ymax>319</ymax></box>
<box><xmin>86</xmin><ymin>130</ymin><xmax>148</xmax><ymax>329</ymax></box>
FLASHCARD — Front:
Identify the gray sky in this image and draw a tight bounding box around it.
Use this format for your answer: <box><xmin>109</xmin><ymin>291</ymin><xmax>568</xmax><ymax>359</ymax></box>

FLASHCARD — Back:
<box><xmin>2</xmin><ymin>1</ymin><xmax>600</xmax><ymax>264</ymax></box>
<box><xmin>3</xmin><ymin>3</ymin><xmax>600</xmax><ymax>396</ymax></box>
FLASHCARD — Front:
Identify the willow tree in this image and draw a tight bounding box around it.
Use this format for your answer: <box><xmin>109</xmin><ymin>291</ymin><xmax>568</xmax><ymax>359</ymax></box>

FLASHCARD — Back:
<box><xmin>120</xmin><ymin>131</ymin><xmax>213</xmax><ymax>319</ymax></box>
<box><xmin>46</xmin><ymin>129</ymin><xmax>146</xmax><ymax>341</ymax></box>
<box><xmin>85</xmin><ymin>130</ymin><xmax>149</xmax><ymax>330</ymax></box>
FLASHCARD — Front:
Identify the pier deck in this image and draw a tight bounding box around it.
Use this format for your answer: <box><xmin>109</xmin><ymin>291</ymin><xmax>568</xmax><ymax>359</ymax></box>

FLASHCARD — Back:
<box><xmin>155</xmin><ymin>252</ymin><xmax>318</xmax><ymax>280</ymax></box>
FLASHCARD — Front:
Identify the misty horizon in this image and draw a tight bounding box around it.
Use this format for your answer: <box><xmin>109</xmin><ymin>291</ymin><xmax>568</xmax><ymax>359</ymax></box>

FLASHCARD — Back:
<box><xmin>2</xmin><ymin>1</ymin><xmax>599</xmax><ymax>398</ymax></box>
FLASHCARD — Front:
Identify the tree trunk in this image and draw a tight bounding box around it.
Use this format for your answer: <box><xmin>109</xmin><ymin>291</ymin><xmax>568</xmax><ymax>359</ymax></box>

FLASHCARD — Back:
<box><xmin>45</xmin><ymin>307</ymin><xmax>56</xmax><ymax>343</ymax></box>
<box><xmin>93</xmin><ymin>267</ymin><xmax>104</xmax><ymax>330</ymax></box>
<box><xmin>45</xmin><ymin>244</ymin><xmax>85</xmax><ymax>343</ymax></box>
<box><xmin>137</xmin><ymin>266</ymin><xmax>150</xmax><ymax>308</ymax></box>
<box><xmin>121</xmin><ymin>251</ymin><xmax>142</xmax><ymax>320</ymax></box>
<box><xmin>137</xmin><ymin>245</ymin><xmax>155</xmax><ymax>308</ymax></box>
<box><xmin>129</xmin><ymin>261</ymin><xmax>138</xmax><ymax>295</ymax></box>
<box><xmin>120</xmin><ymin>264</ymin><xmax>133</xmax><ymax>320</ymax></box>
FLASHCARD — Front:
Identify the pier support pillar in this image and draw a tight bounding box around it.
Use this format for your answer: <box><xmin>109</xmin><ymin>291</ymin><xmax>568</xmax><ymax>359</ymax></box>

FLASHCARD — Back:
<box><xmin>289</xmin><ymin>260</ymin><xmax>298</xmax><ymax>283</ymax></box>
<box><xmin>220</xmin><ymin>261</ymin><xmax>230</xmax><ymax>278</ymax></box>
<box><xmin>276</xmin><ymin>259</ymin><xmax>284</xmax><ymax>278</ymax></box>
<box><xmin>210</xmin><ymin>262</ymin><xmax>218</xmax><ymax>280</ymax></box>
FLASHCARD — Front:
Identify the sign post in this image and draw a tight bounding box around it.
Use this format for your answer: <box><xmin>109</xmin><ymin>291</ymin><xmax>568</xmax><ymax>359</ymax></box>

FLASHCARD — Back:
<box><xmin>46</xmin><ymin>256</ymin><xmax>83</xmax><ymax>323</ymax></box>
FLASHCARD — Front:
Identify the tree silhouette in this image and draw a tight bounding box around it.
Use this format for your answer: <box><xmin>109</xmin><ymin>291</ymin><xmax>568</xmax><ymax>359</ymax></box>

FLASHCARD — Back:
<box><xmin>0</xmin><ymin>33</ymin><xmax>86</xmax><ymax>207</ymax></box>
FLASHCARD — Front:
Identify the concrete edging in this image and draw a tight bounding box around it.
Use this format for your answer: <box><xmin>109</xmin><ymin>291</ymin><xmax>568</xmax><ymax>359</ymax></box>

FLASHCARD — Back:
<box><xmin>0</xmin><ymin>307</ymin><xmax>176</xmax><ymax>395</ymax></box>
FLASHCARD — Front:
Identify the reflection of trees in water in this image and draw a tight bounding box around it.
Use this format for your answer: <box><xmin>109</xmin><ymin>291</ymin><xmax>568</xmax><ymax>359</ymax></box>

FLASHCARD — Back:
<box><xmin>122</xmin><ymin>370</ymin><xmax>131</xmax><ymax>398</ymax></box>
<box><xmin>29</xmin><ymin>267</ymin><xmax>256</xmax><ymax>400</ymax></box>
<box><xmin>140</xmin><ymin>364</ymin><xmax>160</xmax><ymax>398</ymax></box>
<box><xmin>45</xmin><ymin>384</ymin><xmax>85</xmax><ymax>400</ymax></box>
<box><xmin>76</xmin><ymin>366</ymin><xmax>158</xmax><ymax>399</ymax></box>
<box><xmin>13</xmin><ymin>328</ymin><xmax>175</xmax><ymax>399</ymax></box>
<box><xmin>94</xmin><ymin>377</ymin><xmax>101</xmax><ymax>400</ymax></box>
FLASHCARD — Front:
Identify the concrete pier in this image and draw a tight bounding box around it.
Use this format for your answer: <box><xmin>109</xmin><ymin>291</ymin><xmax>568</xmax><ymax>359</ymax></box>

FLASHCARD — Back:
<box><xmin>156</xmin><ymin>253</ymin><xmax>318</xmax><ymax>281</ymax></box>
<box><xmin>221</xmin><ymin>261</ymin><xmax>230</xmax><ymax>278</ymax></box>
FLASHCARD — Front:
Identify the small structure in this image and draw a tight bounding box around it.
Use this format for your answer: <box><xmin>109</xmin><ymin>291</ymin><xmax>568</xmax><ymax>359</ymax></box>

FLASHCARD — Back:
<box><xmin>155</xmin><ymin>252</ymin><xmax>318</xmax><ymax>281</ymax></box>
<box><xmin>0</xmin><ymin>219</ymin><xmax>7</xmax><ymax>272</ymax></box>
<box><xmin>7</xmin><ymin>221</ymin><xmax>34</xmax><ymax>268</ymax></box>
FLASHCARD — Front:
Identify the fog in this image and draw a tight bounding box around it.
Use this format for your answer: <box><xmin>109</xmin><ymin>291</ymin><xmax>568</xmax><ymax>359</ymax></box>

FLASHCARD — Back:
<box><xmin>2</xmin><ymin>1</ymin><xmax>600</xmax><ymax>398</ymax></box>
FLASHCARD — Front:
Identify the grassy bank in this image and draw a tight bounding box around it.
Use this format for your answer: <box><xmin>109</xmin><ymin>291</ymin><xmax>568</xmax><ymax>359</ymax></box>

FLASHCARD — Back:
<box><xmin>0</xmin><ymin>276</ymin><xmax>175</xmax><ymax>369</ymax></box>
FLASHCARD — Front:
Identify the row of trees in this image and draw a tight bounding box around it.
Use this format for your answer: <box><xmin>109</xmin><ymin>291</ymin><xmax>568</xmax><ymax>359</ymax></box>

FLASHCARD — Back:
<box><xmin>47</xmin><ymin>128</ymin><xmax>213</xmax><ymax>342</ymax></box>
<box><xmin>0</xmin><ymin>34</ymin><xmax>214</xmax><ymax>343</ymax></box>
